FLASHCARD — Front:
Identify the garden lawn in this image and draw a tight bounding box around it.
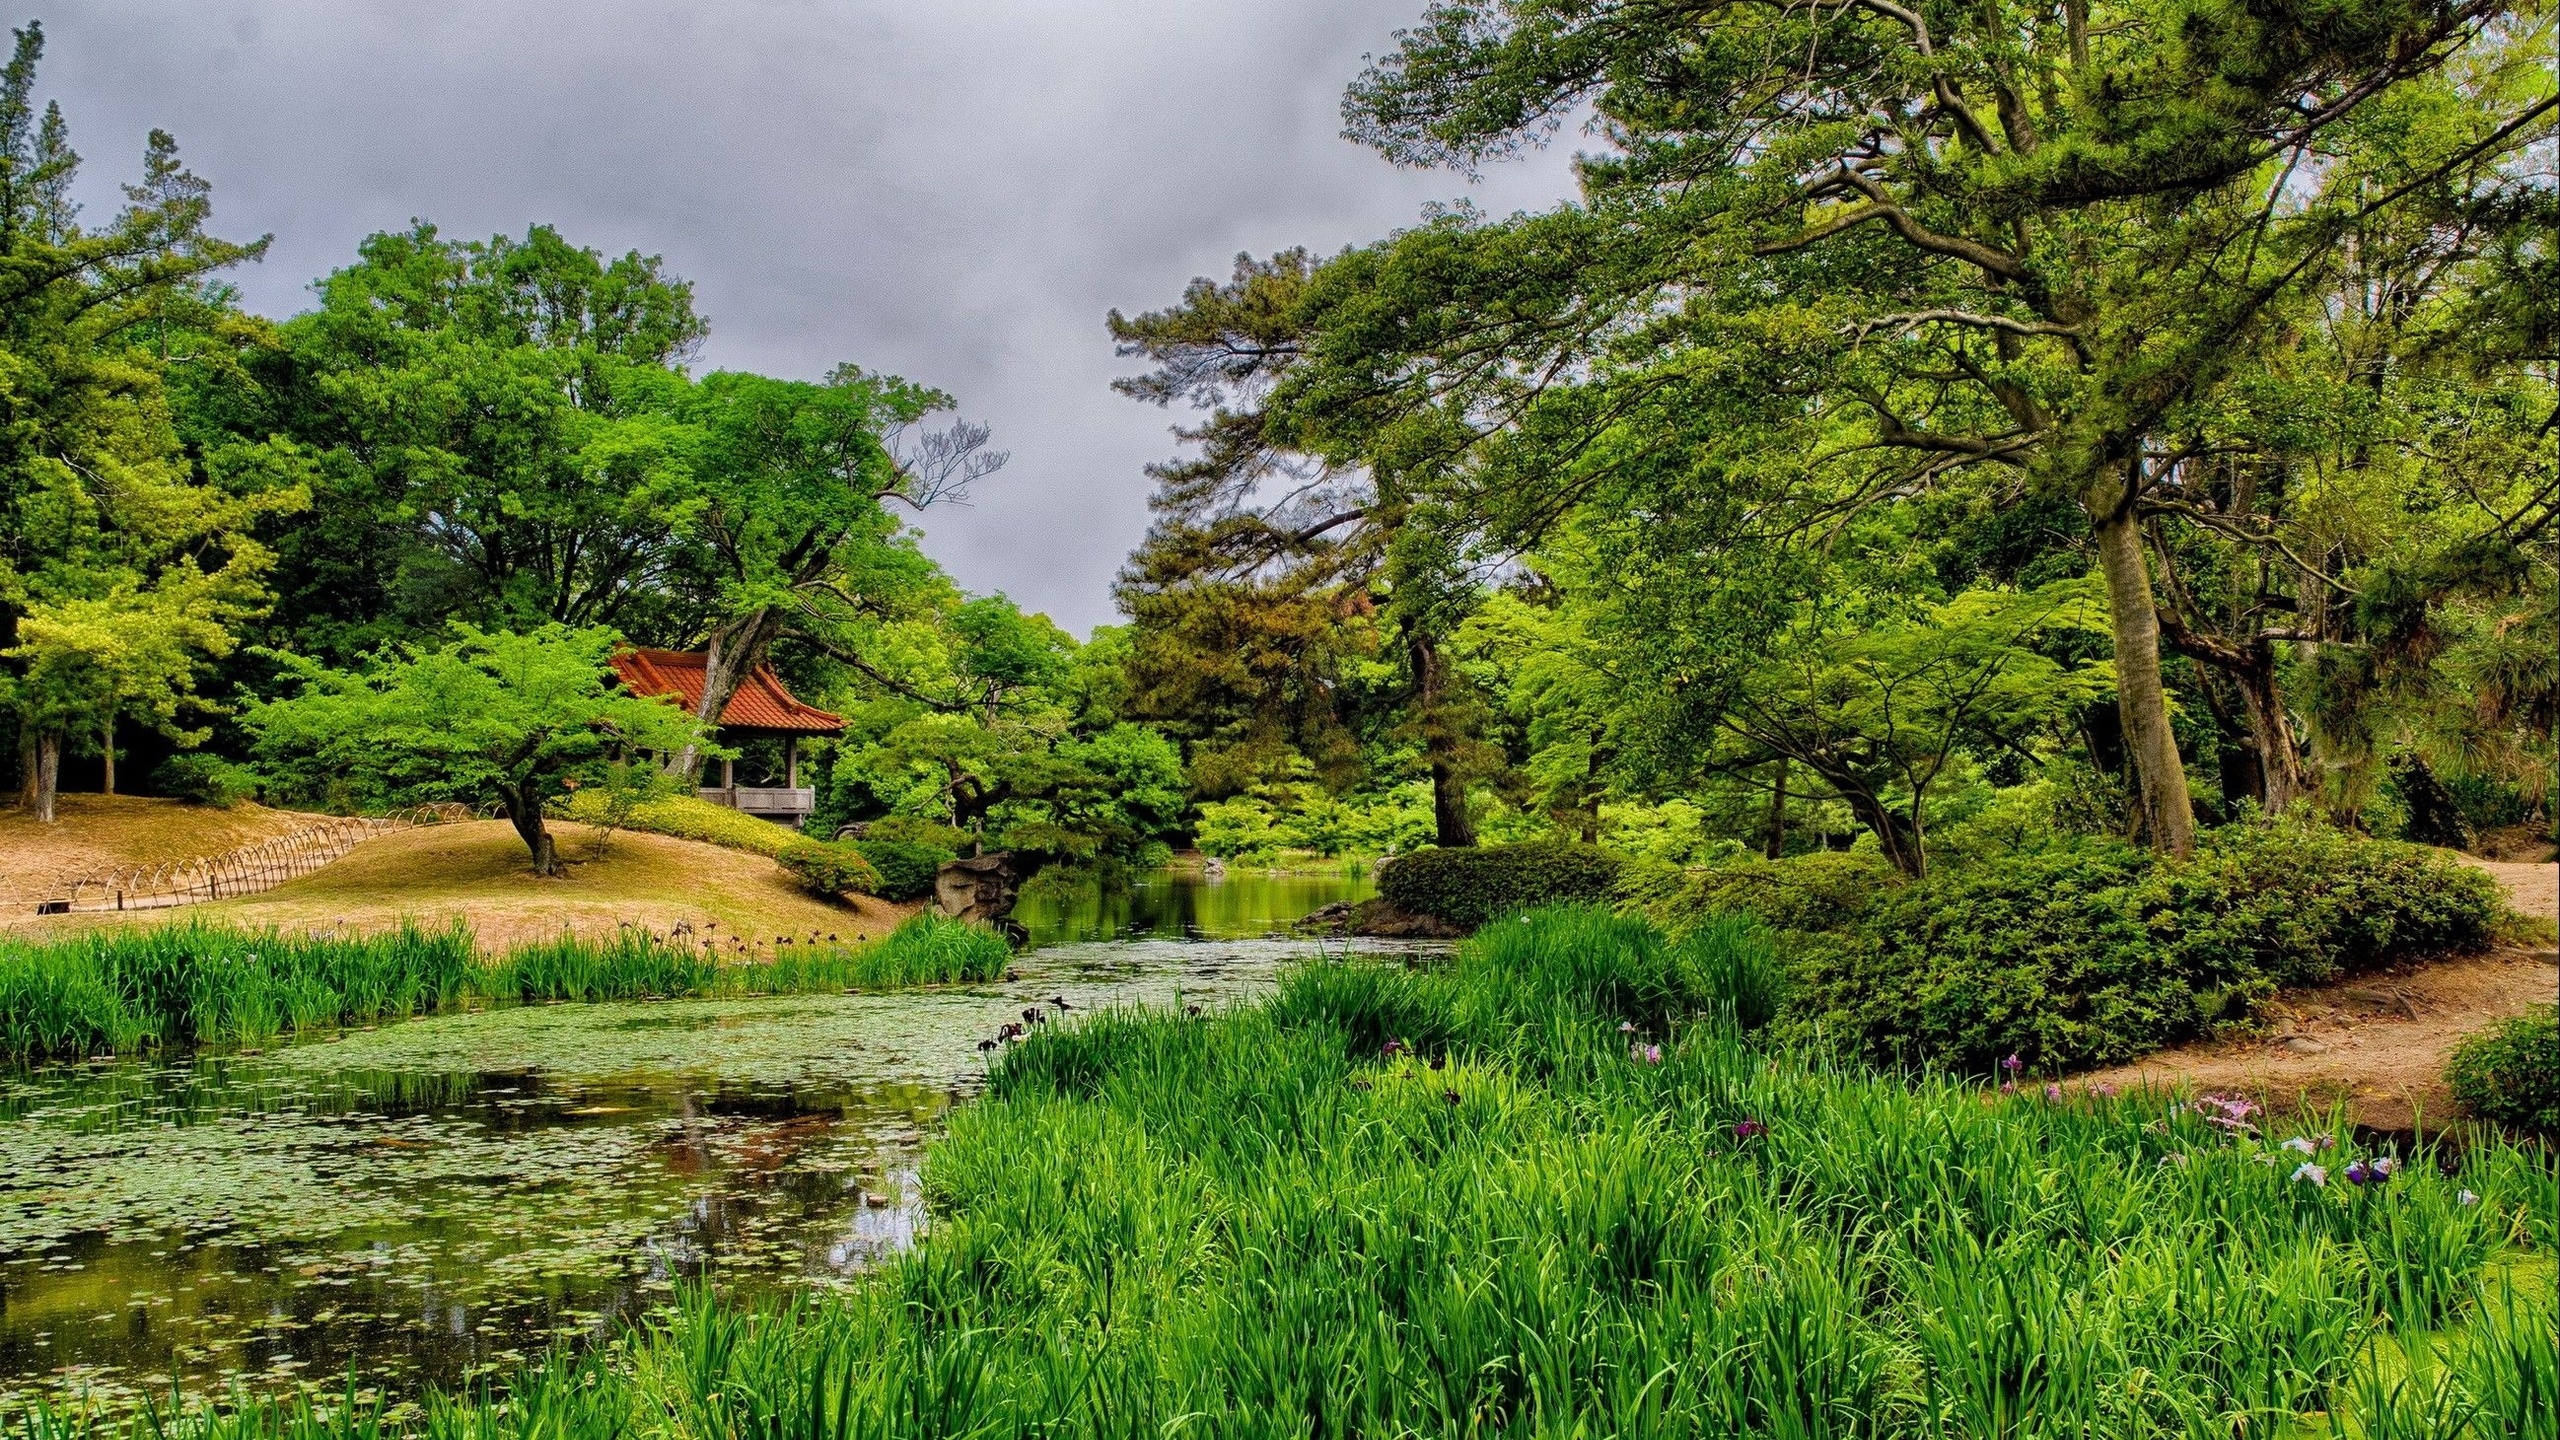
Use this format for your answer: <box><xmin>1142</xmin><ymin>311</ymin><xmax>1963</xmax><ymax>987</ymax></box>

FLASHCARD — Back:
<box><xmin>50</xmin><ymin>908</ymin><xmax>2555</xmax><ymax>1439</ymax></box>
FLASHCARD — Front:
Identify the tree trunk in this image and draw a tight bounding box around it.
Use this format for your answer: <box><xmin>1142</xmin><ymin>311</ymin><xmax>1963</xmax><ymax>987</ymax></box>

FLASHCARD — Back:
<box><xmin>2222</xmin><ymin>650</ymin><xmax>2302</xmax><ymax>817</ymax></box>
<box><xmin>16</xmin><ymin>723</ymin><xmax>35</xmax><ymax>811</ymax></box>
<box><xmin>2086</xmin><ymin>475</ymin><xmax>2197</xmax><ymax>858</ymax></box>
<box><xmin>1763</xmin><ymin>758</ymin><xmax>1789</xmax><ymax>860</ymax></box>
<box><xmin>668</xmin><ymin>608</ymin><xmax>785</xmax><ymax>783</ymax></box>
<box><xmin>32</xmin><ymin>728</ymin><xmax>60</xmax><ymax>824</ymax></box>
<box><xmin>504</xmin><ymin>785</ymin><xmax>563</xmax><ymax>876</ymax></box>
<box><xmin>1409</xmin><ymin>628</ymin><xmax>1476</xmax><ymax>848</ymax></box>
<box><xmin>1838</xmin><ymin>782</ymin><xmax>1923</xmax><ymax>877</ymax></box>
<box><xmin>100</xmin><ymin>713</ymin><xmax>115</xmax><ymax>797</ymax></box>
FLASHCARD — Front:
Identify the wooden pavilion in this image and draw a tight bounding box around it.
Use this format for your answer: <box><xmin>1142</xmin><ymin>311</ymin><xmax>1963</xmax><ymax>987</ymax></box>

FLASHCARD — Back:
<box><xmin>607</xmin><ymin>648</ymin><xmax>844</xmax><ymax>825</ymax></box>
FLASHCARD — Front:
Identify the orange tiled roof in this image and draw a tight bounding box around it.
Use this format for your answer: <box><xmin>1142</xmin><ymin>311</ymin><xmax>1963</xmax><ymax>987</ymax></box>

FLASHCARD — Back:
<box><xmin>607</xmin><ymin>648</ymin><xmax>845</xmax><ymax>735</ymax></box>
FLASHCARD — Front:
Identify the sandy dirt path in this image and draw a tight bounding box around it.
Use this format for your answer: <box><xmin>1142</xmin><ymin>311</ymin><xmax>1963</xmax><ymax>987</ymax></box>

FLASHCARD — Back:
<box><xmin>2081</xmin><ymin>857</ymin><xmax>2558</xmax><ymax>1129</ymax></box>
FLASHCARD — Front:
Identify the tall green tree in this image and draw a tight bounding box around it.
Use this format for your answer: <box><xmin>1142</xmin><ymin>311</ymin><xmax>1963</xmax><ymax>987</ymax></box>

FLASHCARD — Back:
<box><xmin>0</xmin><ymin>21</ymin><xmax>288</xmax><ymax>820</ymax></box>
<box><xmin>215</xmin><ymin>222</ymin><xmax>706</xmax><ymax>658</ymax></box>
<box><xmin>1110</xmin><ymin>251</ymin><xmax>1491</xmax><ymax>845</ymax></box>
<box><xmin>1269</xmin><ymin>0</ymin><xmax>2553</xmax><ymax>858</ymax></box>
<box><xmin>659</xmin><ymin>366</ymin><xmax>1004</xmax><ymax>781</ymax></box>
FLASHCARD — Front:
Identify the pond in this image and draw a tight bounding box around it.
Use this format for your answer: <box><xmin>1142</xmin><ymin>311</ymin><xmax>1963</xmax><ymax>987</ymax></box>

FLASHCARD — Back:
<box><xmin>0</xmin><ymin>867</ymin><xmax>1399</xmax><ymax>1417</ymax></box>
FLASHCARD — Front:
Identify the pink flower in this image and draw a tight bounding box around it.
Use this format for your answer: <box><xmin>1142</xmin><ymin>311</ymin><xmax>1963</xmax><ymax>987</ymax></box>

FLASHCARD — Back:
<box><xmin>1732</xmin><ymin>1119</ymin><xmax>1765</xmax><ymax>1140</ymax></box>
<box><xmin>1630</xmin><ymin>1043</ymin><xmax>1663</xmax><ymax>1064</ymax></box>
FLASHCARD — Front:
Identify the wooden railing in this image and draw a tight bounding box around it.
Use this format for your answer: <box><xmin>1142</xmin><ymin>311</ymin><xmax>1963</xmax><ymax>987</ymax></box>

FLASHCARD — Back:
<box><xmin>54</xmin><ymin>804</ymin><xmax>467</xmax><ymax>913</ymax></box>
<box><xmin>698</xmin><ymin>785</ymin><xmax>815</xmax><ymax>819</ymax></box>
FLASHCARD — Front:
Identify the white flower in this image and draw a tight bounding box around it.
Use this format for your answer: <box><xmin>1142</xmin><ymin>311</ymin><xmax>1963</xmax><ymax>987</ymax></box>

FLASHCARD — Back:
<box><xmin>2282</xmin><ymin>1136</ymin><xmax>2317</xmax><ymax>1156</ymax></box>
<box><xmin>2292</xmin><ymin>1163</ymin><xmax>2328</xmax><ymax>1187</ymax></box>
<box><xmin>2458</xmin><ymin>1189</ymin><xmax>2480</xmax><ymax>1206</ymax></box>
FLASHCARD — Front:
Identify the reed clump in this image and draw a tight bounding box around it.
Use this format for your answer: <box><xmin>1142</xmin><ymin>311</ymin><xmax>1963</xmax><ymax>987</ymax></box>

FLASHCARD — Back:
<box><xmin>30</xmin><ymin>905</ymin><xmax>2552</xmax><ymax>1438</ymax></box>
<box><xmin>0</xmin><ymin>912</ymin><xmax>1011</xmax><ymax>1062</ymax></box>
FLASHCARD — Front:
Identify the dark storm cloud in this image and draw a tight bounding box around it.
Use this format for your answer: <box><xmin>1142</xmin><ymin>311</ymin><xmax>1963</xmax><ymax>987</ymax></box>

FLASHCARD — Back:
<box><xmin>35</xmin><ymin>1</ymin><xmax>1580</xmax><ymax>633</ymax></box>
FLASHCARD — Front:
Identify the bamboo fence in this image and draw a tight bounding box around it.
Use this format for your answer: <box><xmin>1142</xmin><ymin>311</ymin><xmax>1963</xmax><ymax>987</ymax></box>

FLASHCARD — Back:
<box><xmin>56</xmin><ymin>804</ymin><xmax>469</xmax><ymax>913</ymax></box>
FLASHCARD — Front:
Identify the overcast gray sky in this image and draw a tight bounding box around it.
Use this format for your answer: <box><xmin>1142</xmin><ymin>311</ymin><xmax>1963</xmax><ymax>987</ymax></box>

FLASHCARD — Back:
<box><xmin>36</xmin><ymin>1</ymin><xmax>1580</xmax><ymax>634</ymax></box>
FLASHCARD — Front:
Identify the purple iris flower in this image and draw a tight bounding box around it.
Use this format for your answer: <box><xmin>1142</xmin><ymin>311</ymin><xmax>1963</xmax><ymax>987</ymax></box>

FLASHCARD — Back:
<box><xmin>1732</xmin><ymin>1119</ymin><xmax>1765</xmax><ymax>1140</ymax></box>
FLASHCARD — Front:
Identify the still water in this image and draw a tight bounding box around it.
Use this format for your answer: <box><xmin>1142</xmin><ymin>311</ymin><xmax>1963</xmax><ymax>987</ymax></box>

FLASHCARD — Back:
<box><xmin>0</xmin><ymin>868</ymin><xmax>1396</xmax><ymax>1415</ymax></box>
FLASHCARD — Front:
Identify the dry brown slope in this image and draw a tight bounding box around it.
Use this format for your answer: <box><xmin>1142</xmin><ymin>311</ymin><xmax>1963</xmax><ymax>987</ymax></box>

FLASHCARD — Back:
<box><xmin>0</xmin><ymin>796</ymin><xmax>320</xmax><ymax>910</ymax></box>
<box><xmin>8</xmin><ymin>818</ymin><xmax>917</xmax><ymax>952</ymax></box>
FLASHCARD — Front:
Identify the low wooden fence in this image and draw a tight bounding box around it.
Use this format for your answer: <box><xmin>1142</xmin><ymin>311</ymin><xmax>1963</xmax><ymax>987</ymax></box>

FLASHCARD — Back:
<box><xmin>57</xmin><ymin>804</ymin><xmax>469</xmax><ymax>913</ymax></box>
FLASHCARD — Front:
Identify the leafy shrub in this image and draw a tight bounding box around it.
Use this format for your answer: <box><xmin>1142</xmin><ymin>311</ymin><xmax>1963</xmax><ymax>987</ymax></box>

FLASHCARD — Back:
<box><xmin>1785</xmin><ymin>821</ymin><xmax>2503</xmax><ymax>1075</ymax></box>
<box><xmin>561</xmin><ymin>791</ymin><xmax>803</xmax><ymax>857</ymax></box>
<box><xmin>777</xmin><ymin>841</ymin><xmax>883</xmax><ymax>898</ymax></box>
<box><xmin>1637</xmin><ymin>849</ymin><xmax>1904</xmax><ymax>937</ymax></box>
<box><xmin>1377</xmin><ymin>840</ymin><xmax>1625</xmax><ymax>928</ymax></box>
<box><xmin>2447</xmin><ymin>1008</ymin><xmax>2560</xmax><ymax>1137</ymax></box>
<box><xmin>155</xmin><ymin>754</ymin><xmax>262</xmax><ymax>808</ymax></box>
<box><xmin>849</xmin><ymin>837</ymin><xmax>954</xmax><ymax>902</ymax></box>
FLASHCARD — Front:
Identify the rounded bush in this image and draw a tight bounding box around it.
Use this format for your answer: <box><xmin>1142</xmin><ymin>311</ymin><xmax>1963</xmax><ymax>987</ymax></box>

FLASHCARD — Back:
<box><xmin>777</xmin><ymin>841</ymin><xmax>882</xmax><ymax>899</ymax></box>
<box><xmin>850</xmin><ymin>838</ymin><xmax>954</xmax><ymax>902</ymax></box>
<box><xmin>1377</xmin><ymin>840</ymin><xmax>1625</xmax><ymax>929</ymax></box>
<box><xmin>2447</xmin><ymin>1007</ymin><xmax>2560</xmax><ymax>1137</ymax></box>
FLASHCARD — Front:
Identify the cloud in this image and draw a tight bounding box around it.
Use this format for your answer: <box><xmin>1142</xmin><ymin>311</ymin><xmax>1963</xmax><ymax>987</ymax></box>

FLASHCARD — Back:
<box><xmin>35</xmin><ymin>0</ymin><xmax>1580</xmax><ymax>633</ymax></box>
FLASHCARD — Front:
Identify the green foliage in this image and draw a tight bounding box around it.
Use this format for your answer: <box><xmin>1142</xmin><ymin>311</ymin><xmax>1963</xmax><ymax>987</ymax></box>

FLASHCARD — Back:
<box><xmin>245</xmin><ymin>624</ymin><xmax>702</xmax><ymax>871</ymax></box>
<box><xmin>152</xmin><ymin>753</ymin><xmax>260</xmax><ymax>808</ymax></box>
<box><xmin>1193</xmin><ymin>777</ymin><xmax>1435</xmax><ymax>863</ymax></box>
<box><xmin>55</xmin><ymin>909</ymin><xmax>2552</xmax><ymax>1438</ymax></box>
<box><xmin>561</xmin><ymin>790</ymin><xmax>803</xmax><ymax>857</ymax></box>
<box><xmin>1784</xmin><ymin>823</ymin><xmax>2505</xmax><ymax>1074</ymax></box>
<box><xmin>1376</xmin><ymin>839</ymin><xmax>1624</xmax><ymax>928</ymax></box>
<box><xmin>775</xmin><ymin>840</ymin><xmax>882</xmax><ymax>899</ymax></box>
<box><xmin>2447</xmin><ymin>1008</ymin><xmax>2560</xmax><ymax>1138</ymax></box>
<box><xmin>846</xmin><ymin>837</ymin><xmax>951</xmax><ymax>903</ymax></box>
<box><xmin>1636</xmin><ymin>849</ymin><xmax>1907</xmax><ymax>939</ymax></box>
<box><xmin>0</xmin><ymin>24</ymin><xmax>299</xmax><ymax>815</ymax></box>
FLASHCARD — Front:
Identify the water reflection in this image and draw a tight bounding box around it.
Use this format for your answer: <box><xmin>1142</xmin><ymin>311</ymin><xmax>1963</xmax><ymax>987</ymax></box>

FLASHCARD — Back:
<box><xmin>1013</xmin><ymin>863</ymin><xmax>1373</xmax><ymax>947</ymax></box>
<box><xmin>0</xmin><ymin>868</ymin><xmax>1410</xmax><ymax>1415</ymax></box>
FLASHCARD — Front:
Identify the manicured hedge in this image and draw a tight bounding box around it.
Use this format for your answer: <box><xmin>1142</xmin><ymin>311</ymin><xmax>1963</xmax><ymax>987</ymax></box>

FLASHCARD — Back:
<box><xmin>2448</xmin><ymin>1007</ymin><xmax>2560</xmax><ymax>1137</ymax></box>
<box><xmin>777</xmin><ymin>840</ymin><xmax>883</xmax><ymax>898</ymax></box>
<box><xmin>1781</xmin><ymin>823</ymin><xmax>2503</xmax><ymax>1075</ymax></box>
<box><xmin>1377</xmin><ymin>840</ymin><xmax>1625</xmax><ymax>929</ymax></box>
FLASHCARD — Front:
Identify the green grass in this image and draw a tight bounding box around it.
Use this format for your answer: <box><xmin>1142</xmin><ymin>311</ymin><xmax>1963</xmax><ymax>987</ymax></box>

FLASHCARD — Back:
<box><xmin>28</xmin><ymin>906</ymin><xmax>2554</xmax><ymax>1438</ymax></box>
<box><xmin>0</xmin><ymin>913</ymin><xmax>1013</xmax><ymax>1062</ymax></box>
<box><xmin>559</xmin><ymin>791</ymin><xmax>808</xmax><ymax>857</ymax></box>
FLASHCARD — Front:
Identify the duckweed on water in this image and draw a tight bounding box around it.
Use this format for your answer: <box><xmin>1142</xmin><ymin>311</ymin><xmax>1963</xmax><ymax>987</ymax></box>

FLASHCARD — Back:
<box><xmin>0</xmin><ymin>915</ymin><xmax>1010</xmax><ymax>1063</ymax></box>
<box><xmin>25</xmin><ymin>907</ymin><xmax>2554</xmax><ymax>1438</ymax></box>
<box><xmin>1</xmin><ymin>931</ymin><xmax>1371</xmax><ymax>1417</ymax></box>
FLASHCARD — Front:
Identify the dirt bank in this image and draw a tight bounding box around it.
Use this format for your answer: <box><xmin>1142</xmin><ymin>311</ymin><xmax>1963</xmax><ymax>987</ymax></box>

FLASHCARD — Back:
<box><xmin>2082</xmin><ymin>857</ymin><xmax>2559</xmax><ymax>1130</ymax></box>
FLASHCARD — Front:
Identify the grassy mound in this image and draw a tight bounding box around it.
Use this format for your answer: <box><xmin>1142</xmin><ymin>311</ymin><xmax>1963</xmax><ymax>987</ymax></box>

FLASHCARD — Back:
<box><xmin>560</xmin><ymin>791</ymin><xmax>807</xmax><ymax>856</ymax></box>
<box><xmin>0</xmin><ymin>913</ymin><xmax>1011</xmax><ymax>1062</ymax></box>
<box><xmin>52</xmin><ymin>908</ymin><xmax>2554</xmax><ymax>1438</ymax></box>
